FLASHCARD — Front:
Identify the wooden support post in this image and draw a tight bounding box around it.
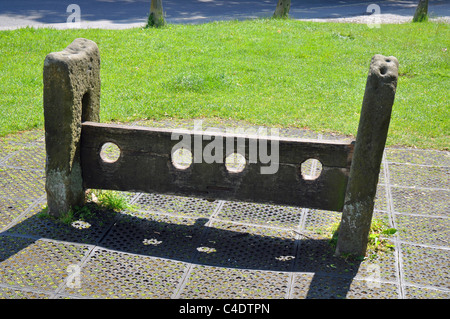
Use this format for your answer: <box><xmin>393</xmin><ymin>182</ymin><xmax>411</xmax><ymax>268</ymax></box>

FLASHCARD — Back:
<box><xmin>43</xmin><ymin>38</ymin><xmax>101</xmax><ymax>217</ymax></box>
<box><xmin>335</xmin><ymin>54</ymin><xmax>399</xmax><ymax>257</ymax></box>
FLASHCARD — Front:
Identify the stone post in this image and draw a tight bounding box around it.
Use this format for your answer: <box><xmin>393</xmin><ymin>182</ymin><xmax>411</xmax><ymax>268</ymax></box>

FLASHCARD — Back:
<box><xmin>335</xmin><ymin>55</ymin><xmax>399</xmax><ymax>257</ymax></box>
<box><xmin>43</xmin><ymin>38</ymin><xmax>101</xmax><ymax>217</ymax></box>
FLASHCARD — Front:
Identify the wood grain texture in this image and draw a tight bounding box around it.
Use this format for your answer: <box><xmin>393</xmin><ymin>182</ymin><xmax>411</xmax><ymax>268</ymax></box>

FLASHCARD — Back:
<box><xmin>81</xmin><ymin>122</ymin><xmax>354</xmax><ymax>211</ymax></box>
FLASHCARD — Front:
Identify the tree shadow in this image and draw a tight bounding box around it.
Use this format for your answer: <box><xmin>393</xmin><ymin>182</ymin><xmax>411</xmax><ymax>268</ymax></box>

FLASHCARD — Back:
<box><xmin>1</xmin><ymin>200</ymin><xmax>362</xmax><ymax>299</ymax></box>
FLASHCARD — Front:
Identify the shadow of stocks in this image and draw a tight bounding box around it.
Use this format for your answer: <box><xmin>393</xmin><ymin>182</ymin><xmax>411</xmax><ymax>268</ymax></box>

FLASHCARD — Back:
<box><xmin>1</xmin><ymin>201</ymin><xmax>362</xmax><ymax>299</ymax></box>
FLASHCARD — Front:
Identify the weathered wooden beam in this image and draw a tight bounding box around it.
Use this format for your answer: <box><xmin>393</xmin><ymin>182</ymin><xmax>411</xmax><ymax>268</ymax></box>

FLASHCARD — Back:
<box><xmin>81</xmin><ymin>122</ymin><xmax>354</xmax><ymax>211</ymax></box>
<box><xmin>335</xmin><ymin>55</ymin><xmax>399</xmax><ymax>257</ymax></box>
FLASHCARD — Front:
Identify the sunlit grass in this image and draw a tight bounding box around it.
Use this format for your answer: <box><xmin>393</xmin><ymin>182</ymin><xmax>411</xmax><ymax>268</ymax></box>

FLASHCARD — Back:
<box><xmin>0</xmin><ymin>19</ymin><xmax>448</xmax><ymax>149</ymax></box>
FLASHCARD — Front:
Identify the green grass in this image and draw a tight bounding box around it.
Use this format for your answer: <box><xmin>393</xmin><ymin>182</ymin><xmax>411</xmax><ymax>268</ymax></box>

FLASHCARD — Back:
<box><xmin>329</xmin><ymin>216</ymin><xmax>397</xmax><ymax>261</ymax></box>
<box><xmin>0</xmin><ymin>19</ymin><xmax>448</xmax><ymax>149</ymax></box>
<box><xmin>37</xmin><ymin>190</ymin><xmax>133</xmax><ymax>225</ymax></box>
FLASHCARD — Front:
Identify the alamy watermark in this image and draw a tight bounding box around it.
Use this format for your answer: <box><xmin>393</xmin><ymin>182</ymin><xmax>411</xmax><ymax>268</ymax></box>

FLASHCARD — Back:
<box><xmin>365</xmin><ymin>264</ymin><xmax>382</xmax><ymax>289</ymax></box>
<box><xmin>66</xmin><ymin>264</ymin><xmax>81</xmax><ymax>289</ymax></box>
<box><xmin>66</xmin><ymin>4</ymin><xmax>81</xmax><ymax>28</ymax></box>
<box><xmin>171</xmin><ymin>120</ymin><xmax>280</xmax><ymax>175</ymax></box>
<box><xmin>366</xmin><ymin>4</ymin><xmax>381</xmax><ymax>29</ymax></box>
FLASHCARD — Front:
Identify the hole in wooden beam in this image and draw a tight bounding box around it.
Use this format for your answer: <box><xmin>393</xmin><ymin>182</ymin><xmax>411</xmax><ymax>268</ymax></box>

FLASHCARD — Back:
<box><xmin>225</xmin><ymin>153</ymin><xmax>246</xmax><ymax>173</ymax></box>
<box><xmin>300</xmin><ymin>158</ymin><xmax>322</xmax><ymax>180</ymax></box>
<box><xmin>172</xmin><ymin>147</ymin><xmax>193</xmax><ymax>170</ymax></box>
<box><xmin>99</xmin><ymin>142</ymin><xmax>121</xmax><ymax>163</ymax></box>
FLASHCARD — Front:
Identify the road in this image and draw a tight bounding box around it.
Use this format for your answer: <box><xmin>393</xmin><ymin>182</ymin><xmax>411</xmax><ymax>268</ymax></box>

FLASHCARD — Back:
<box><xmin>0</xmin><ymin>0</ymin><xmax>449</xmax><ymax>29</ymax></box>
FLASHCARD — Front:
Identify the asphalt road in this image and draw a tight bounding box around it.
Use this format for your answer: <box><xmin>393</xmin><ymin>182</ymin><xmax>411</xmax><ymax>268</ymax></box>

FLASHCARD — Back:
<box><xmin>0</xmin><ymin>0</ymin><xmax>449</xmax><ymax>29</ymax></box>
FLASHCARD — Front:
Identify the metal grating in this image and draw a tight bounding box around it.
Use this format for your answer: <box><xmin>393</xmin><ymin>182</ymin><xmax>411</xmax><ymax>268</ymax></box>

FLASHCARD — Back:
<box><xmin>394</xmin><ymin>214</ymin><xmax>450</xmax><ymax>247</ymax></box>
<box><xmin>5</xmin><ymin>202</ymin><xmax>118</xmax><ymax>245</ymax></box>
<box><xmin>291</xmin><ymin>273</ymin><xmax>399</xmax><ymax>299</ymax></box>
<box><xmin>0</xmin><ymin>286</ymin><xmax>51</xmax><ymax>299</ymax></box>
<box><xmin>403</xmin><ymin>285</ymin><xmax>450</xmax><ymax>299</ymax></box>
<box><xmin>0</xmin><ymin>237</ymin><xmax>90</xmax><ymax>293</ymax></box>
<box><xmin>400</xmin><ymin>243</ymin><xmax>450</xmax><ymax>290</ymax></box>
<box><xmin>133</xmin><ymin>192</ymin><xmax>219</xmax><ymax>219</ymax></box>
<box><xmin>3</xmin><ymin>145</ymin><xmax>45</xmax><ymax>171</ymax></box>
<box><xmin>100</xmin><ymin>211</ymin><xmax>208</xmax><ymax>261</ymax></box>
<box><xmin>385</xmin><ymin>148</ymin><xmax>450</xmax><ymax>167</ymax></box>
<box><xmin>374</xmin><ymin>185</ymin><xmax>388</xmax><ymax>211</ymax></box>
<box><xmin>216</xmin><ymin>201</ymin><xmax>304</xmax><ymax>229</ymax></box>
<box><xmin>295</xmin><ymin>216</ymin><xmax>398</xmax><ymax>284</ymax></box>
<box><xmin>390</xmin><ymin>187</ymin><xmax>449</xmax><ymax>217</ymax></box>
<box><xmin>0</xmin><ymin>168</ymin><xmax>45</xmax><ymax>200</ymax></box>
<box><xmin>0</xmin><ymin>197</ymin><xmax>35</xmax><ymax>231</ymax></box>
<box><xmin>0</xmin><ymin>123</ymin><xmax>449</xmax><ymax>299</ymax></box>
<box><xmin>59</xmin><ymin>248</ymin><xmax>187</xmax><ymax>299</ymax></box>
<box><xmin>388</xmin><ymin>163</ymin><xmax>449</xmax><ymax>189</ymax></box>
<box><xmin>179</xmin><ymin>265</ymin><xmax>290</xmax><ymax>299</ymax></box>
<box><xmin>302</xmin><ymin>209</ymin><xmax>341</xmax><ymax>239</ymax></box>
<box><xmin>193</xmin><ymin>220</ymin><xmax>297</xmax><ymax>271</ymax></box>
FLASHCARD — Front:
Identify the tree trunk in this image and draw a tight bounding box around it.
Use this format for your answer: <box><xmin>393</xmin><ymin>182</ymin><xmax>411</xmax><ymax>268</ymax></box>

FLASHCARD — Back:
<box><xmin>273</xmin><ymin>0</ymin><xmax>291</xmax><ymax>18</ymax></box>
<box><xmin>148</xmin><ymin>0</ymin><xmax>164</xmax><ymax>27</ymax></box>
<box><xmin>413</xmin><ymin>0</ymin><xmax>428</xmax><ymax>22</ymax></box>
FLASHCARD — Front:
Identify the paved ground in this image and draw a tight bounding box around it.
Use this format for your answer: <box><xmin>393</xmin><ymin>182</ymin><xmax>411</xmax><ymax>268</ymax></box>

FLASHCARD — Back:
<box><xmin>0</xmin><ymin>119</ymin><xmax>449</xmax><ymax>299</ymax></box>
<box><xmin>1</xmin><ymin>0</ymin><xmax>449</xmax><ymax>30</ymax></box>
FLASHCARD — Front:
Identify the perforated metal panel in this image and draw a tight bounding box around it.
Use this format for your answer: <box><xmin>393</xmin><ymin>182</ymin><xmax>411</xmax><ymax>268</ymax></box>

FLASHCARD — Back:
<box><xmin>388</xmin><ymin>163</ymin><xmax>449</xmax><ymax>189</ymax></box>
<box><xmin>0</xmin><ymin>197</ymin><xmax>34</xmax><ymax>231</ymax></box>
<box><xmin>0</xmin><ymin>286</ymin><xmax>51</xmax><ymax>299</ymax></box>
<box><xmin>383</xmin><ymin>147</ymin><xmax>450</xmax><ymax>297</ymax></box>
<box><xmin>133</xmin><ymin>193</ymin><xmax>219</xmax><ymax>219</ymax></box>
<box><xmin>390</xmin><ymin>187</ymin><xmax>449</xmax><ymax>216</ymax></box>
<box><xmin>179</xmin><ymin>265</ymin><xmax>290</xmax><ymax>298</ymax></box>
<box><xmin>291</xmin><ymin>273</ymin><xmax>399</xmax><ymax>299</ymax></box>
<box><xmin>7</xmin><ymin>203</ymin><xmax>118</xmax><ymax>245</ymax></box>
<box><xmin>385</xmin><ymin>148</ymin><xmax>450</xmax><ymax>167</ymax></box>
<box><xmin>395</xmin><ymin>214</ymin><xmax>449</xmax><ymax>247</ymax></box>
<box><xmin>194</xmin><ymin>220</ymin><xmax>297</xmax><ymax>271</ymax></box>
<box><xmin>400</xmin><ymin>243</ymin><xmax>450</xmax><ymax>290</ymax></box>
<box><xmin>0</xmin><ymin>237</ymin><xmax>90</xmax><ymax>293</ymax></box>
<box><xmin>0</xmin><ymin>168</ymin><xmax>45</xmax><ymax>200</ymax></box>
<box><xmin>216</xmin><ymin>201</ymin><xmax>304</xmax><ymax>228</ymax></box>
<box><xmin>59</xmin><ymin>248</ymin><xmax>187</xmax><ymax>299</ymax></box>
<box><xmin>100</xmin><ymin>211</ymin><xmax>208</xmax><ymax>261</ymax></box>
<box><xmin>404</xmin><ymin>286</ymin><xmax>450</xmax><ymax>299</ymax></box>
<box><xmin>3</xmin><ymin>145</ymin><xmax>45</xmax><ymax>170</ymax></box>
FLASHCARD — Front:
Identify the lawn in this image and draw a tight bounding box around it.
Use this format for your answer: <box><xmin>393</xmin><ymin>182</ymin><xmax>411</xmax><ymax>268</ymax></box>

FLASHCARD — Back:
<box><xmin>0</xmin><ymin>19</ymin><xmax>448</xmax><ymax>149</ymax></box>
